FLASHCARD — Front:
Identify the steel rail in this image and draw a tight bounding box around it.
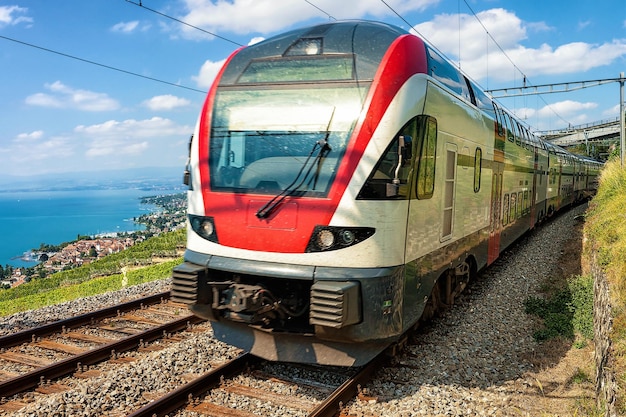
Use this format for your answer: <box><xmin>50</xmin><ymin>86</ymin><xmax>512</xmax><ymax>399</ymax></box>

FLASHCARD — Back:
<box><xmin>308</xmin><ymin>351</ymin><xmax>388</xmax><ymax>417</ymax></box>
<box><xmin>0</xmin><ymin>291</ymin><xmax>171</xmax><ymax>348</ymax></box>
<box><xmin>126</xmin><ymin>350</ymin><xmax>387</xmax><ymax>417</ymax></box>
<box><xmin>0</xmin><ymin>314</ymin><xmax>204</xmax><ymax>397</ymax></box>
<box><xmin>127</xmin><ymin>352</ymin><xmax>261</xmax><ymax>417</ymax></box>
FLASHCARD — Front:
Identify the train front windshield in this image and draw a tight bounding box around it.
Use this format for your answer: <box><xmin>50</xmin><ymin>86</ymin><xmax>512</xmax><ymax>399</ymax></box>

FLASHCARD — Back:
<box><xmin>209</xmin><ymin>57</ymin><xmax>367</xmax><ymax>196</ymax></box>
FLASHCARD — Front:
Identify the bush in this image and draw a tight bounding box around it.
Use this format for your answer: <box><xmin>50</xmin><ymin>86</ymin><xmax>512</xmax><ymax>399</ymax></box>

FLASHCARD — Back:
<box><xmin>524</xmin><ymin>274</ymin><xmax>593</xmax><ymax>342</ymax></box>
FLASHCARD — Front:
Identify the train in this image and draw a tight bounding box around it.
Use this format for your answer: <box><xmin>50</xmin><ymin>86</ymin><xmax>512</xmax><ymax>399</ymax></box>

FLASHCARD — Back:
<box><xmin>171</xmin><ymin>20</ymin><xmax>603</xmax><ymax>367</ymax></box>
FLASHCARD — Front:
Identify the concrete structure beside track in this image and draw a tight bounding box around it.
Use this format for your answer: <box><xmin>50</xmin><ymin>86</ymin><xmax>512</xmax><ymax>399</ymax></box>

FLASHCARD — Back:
<box><xmin>539</xmin><ymin>117</ymin><xmax>621</xmax><ymax>147</ymax></box>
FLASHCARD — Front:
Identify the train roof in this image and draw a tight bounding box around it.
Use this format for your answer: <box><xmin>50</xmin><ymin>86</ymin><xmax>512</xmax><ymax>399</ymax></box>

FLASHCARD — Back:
<box><xmin>217</xmin><ymin>20</ymin><xmax>413</xmax><ymax>85</ymax></box>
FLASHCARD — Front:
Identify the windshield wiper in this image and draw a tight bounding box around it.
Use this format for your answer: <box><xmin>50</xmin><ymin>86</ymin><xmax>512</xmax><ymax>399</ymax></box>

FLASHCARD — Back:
<box><xmin>256</xmin><ymin>138</ymin><xmax>332</xmax><ymax>219</ymax></box>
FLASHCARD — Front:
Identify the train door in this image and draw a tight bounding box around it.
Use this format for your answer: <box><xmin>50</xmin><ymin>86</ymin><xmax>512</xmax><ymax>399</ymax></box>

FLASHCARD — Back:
<box><xmin>441</xmin><ymin>143</ymin><xmax>457</xmax><ymax>241</ymax></box>
<box><xmin>488</xmin><ymin>162</ymin><xmax>503</xmax><ymax>265</ymax></box>
<box><xmin>530</xmin><ymin>147</ymin><xmax>538</xmax><ymax>229</ymax></box>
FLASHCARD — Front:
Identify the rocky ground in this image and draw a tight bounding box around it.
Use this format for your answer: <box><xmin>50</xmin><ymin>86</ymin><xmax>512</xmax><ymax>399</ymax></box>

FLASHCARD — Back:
<box><xmin>344</xmin><ymin>203</ymin><xmax>596</xmax><ymax>416</ymax></box>
<box><xmin>0</xmin><ymin>204</ymin><xmax>596</xmax><ymax>416</ymax></box>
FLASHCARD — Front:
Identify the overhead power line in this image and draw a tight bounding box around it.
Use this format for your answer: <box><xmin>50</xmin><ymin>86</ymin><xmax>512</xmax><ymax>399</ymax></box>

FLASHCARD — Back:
<box><xmin>303</xmin><ymin>0</ymin><xmax>336</xmax><ymax>20</ymax></box>
<box><xmin>459</xmin><ymin>0</ymin><xmax>571</xmax><ymax>127</ymax></box>
<box><xmin>378</xmin><ymin>0</ymin><xmax>573</xmax><ymax>128</ymax></box>
<box><xmin>0</xmin><ymin>34</ymin><xmax>207</xmax><ymax>94</ymax></box>
<box><xmin>125</xmin><ymin>0</ymin><xmax>244</xmax><ymax>47</ymax></box>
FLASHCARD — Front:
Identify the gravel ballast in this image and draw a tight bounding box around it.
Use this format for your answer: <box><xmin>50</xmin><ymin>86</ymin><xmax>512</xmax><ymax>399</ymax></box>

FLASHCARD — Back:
<box><xmin>0</xmin><ymin>204</ymin><xmax>591</xmax><ymax>416</ymax></box>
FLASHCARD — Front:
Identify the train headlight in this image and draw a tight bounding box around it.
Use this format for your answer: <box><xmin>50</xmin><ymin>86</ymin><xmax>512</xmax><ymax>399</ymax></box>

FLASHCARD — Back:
<box><xmin>316</xmin><ymin>230</ymin><xmax>335</xmax><ymax>250</ymax></box>
<box><xmin>339</xmin><ymin>230</ymin><xmax>355</xmax><ymax>245</ymax></box>
<box><xmin>306</xmin><ymin>226</ymin><xmax>375</xmax><ymax>252</ymax></box>
<box><xmin>189</xmin><ymin>214</ymin><xmax>218</xmax><ymax>243</ymax></box>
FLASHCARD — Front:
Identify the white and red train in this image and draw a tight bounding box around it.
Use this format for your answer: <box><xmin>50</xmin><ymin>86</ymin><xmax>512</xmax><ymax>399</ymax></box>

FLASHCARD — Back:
<box><xmin>172</xmin><ymin>20</ymin><xmax>602</xmax><ymax>366</ymax></box>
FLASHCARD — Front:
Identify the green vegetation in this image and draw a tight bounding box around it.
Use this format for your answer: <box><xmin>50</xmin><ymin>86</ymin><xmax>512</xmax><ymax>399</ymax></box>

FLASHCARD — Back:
<box><xmin>0</xmin><ymin>229</ymin><xmax>185</xmax><ymax>317</ymax></box>
<box><xmin>584</xmin><ymin>158</ymin><xmax>626</xmax><ymax>413</ymax></box>
<box><xmin>524</xmin><ymin>274</ymin><xmax>594</xmax><ymax>342</ymax></box>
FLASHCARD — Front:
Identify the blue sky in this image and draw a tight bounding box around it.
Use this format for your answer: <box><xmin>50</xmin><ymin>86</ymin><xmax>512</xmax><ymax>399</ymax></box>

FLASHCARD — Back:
<box><xmin>1</xmin><ymin>0</ymin><xmax>625</xmax><ymax>177</ymax></box>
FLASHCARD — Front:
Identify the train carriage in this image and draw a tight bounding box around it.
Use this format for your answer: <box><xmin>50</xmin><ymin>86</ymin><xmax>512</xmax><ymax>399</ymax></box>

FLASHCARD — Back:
<box><xmin>171</xmin><ymin>20</ymin><xmax>601</xmax><ymax>366</ymax></box>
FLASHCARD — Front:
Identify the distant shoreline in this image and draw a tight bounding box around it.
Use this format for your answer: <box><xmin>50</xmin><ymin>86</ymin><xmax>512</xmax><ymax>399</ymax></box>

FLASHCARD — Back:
<box><xmin>0</xmin><ymin>189</ymin><xmax>186</xmax><ymax>268</ymax></box>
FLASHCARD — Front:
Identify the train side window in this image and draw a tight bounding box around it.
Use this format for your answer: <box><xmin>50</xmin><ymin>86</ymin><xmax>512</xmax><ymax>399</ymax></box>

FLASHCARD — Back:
<box><xmin>503</xmin><ymin>112</ymin><xmax>515</xmax><ymax>143</ymax></box>
<box><xmin>512</xmin><ymin>120</ymin><xmax>521</xmax><ymax>146</ymax></box>
<box><xmin>473</xmin><ymin>147</ymin><xmax>482</xmax><ymax>193</ymax></box>
<box><xmin>502</xmin><ymin>194</ymin><xmax>510</xmax><ymax>225</ymax></box>
<box><xmin>468</xmin><ymin>78</ymin><xmax>493</xmax><ymax>111</ymax></box>
<box><xmin>523</xmin><ymin>190</ymin><xmax>529</xmax><ymax>214</ymax></box>
<box><xmin>357</xmin><ymin>126</ymin><xmax>415</xmax><ymax>199</ymax></box>
<box><xmin>357</xmin><ymin>115</ymin><xmax>436</xmax><ymax>200</ymax></box>
<box><xmin>463</xmin><ymin>76</ymin><xmax>477</xmax><ymax>106</ymax></box>
<box><xmin>417</xmin><ymin>116</ymin><xmax>437</xmax><ymax>199</ymax></box>
<box><xmin>510</xmin><ymin>192</ymin><xmax>517</xmax><ymax>221</ymax></box>
<box><xmin>517</xmin><ymin>192</ymin><xmax>523</xmax><ymax>217</ymax></box>
<box><xmin>492</xmin><ymin>103</ymin><xmax>505</xmax><ymax>137</ymax></box>
<box><xmin>427</xmin><ymin>48</ymin><xmax>465</xmax><ymax>98</ymax></box>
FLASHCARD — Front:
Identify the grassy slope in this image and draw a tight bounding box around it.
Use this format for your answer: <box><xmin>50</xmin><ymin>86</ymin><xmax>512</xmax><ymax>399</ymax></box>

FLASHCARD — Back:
<box><xmin>584</xmin><ymin>158</ymin><xmax>626</xmax><ymax>413</ymax></box>
<box><xmin>0</xmin><ymin>229</ymin><xmax>185</xmax><ymax>316</ymax></box>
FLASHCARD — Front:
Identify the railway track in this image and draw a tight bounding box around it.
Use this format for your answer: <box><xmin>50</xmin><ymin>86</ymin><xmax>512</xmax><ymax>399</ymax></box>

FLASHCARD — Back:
<box><xmin>0</xmin><ymin>292</ymin><xmax>204</xmax><ymax>411</ymax></box>
<box><xmin>129</xmin><ymin>351</ymin><xmax>387</xmax><ymax>417</ymax></box>
<box><xmin>0</xmin><ymin>290</ymin><xmax>391</xmax><ymax>417</ymax></box>
<box><xmin>0</xmin><ymin>205</ymin><xmax>590</xmax><ymax>416</ymax></box>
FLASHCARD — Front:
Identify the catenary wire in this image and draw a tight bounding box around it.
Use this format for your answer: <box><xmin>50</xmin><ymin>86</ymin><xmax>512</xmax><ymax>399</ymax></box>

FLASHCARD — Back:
<box><xmin>303</xmin><ymin>0</ymin><xmax>337</xmax><ymax>20</ymax></box>
<box><xmin>460</xmin><ymin>0</ymin><xmax>571</xmax><ymax>127</ymax></box>
<box><xmin>379</xmin><ymin>0</ymin><xmax>572</xmax><ymax>129</ymax></box>
<box><xmin>0</xmin><ymin>34</ymin><xmax>207</xmax><ymax>94</ymax></box>
<box><xmin>124</xmin><ymin>0</ymin><xmax>244</xmax><ymax>47</ymax></box>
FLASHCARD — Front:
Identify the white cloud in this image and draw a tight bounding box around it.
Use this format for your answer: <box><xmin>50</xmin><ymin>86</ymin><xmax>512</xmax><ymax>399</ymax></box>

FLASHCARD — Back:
<box><xmin>1</xmin><ymin>116</ymin><xmax>191</xmax><ymax>174</ymax></box>
<box><xmin>603</xmin><ymin>103</ymin><xmax>621</xmax><ymax>117</ymax></box>
<box><xmin>248</xmin><ymin>36</ymin><xmax>265</xmax><ymax>46</ymax></box>
<box><xmin>111</xmin><ymin>21</ymin><xmax>140</xmax><ymax>33</ymax></box>
<box><xmin>16</xmin><ymin>130</ymin><xmax>44</xmax><ymax>141</ymax></box>
<box><xmin>25</xmin><ymin>93</ymin><xmax>64</xmax><ymax>108</ymax></box>
<box><xmin>142</xmin><ymin>95</ymin><xmax>191</xmax><ymax>111</ymax></box>
<box><xmin>8</xmin><ymin>135</ymin><xmax>75</xmax><ymax>164</ymax></box>
<box><xmin>85</xmin><ymin>140</ymin><xmax>149</xmax><ymax>158</ymax></box>
<box><xmin>0</xmin><ymin>5</ymin><xmax>32</xmax><ymax>27</ymax></box>
<box><xmin>25</xmin><ymin>81</ymin><xmax>120</xmax><ymax>111</ymax></box>
<box><xmin>537</xmin><ymin>100</ymin><xmax>597</xmax><ymax>118</ymax></box>
<box><xmin>517</xmin><ymin>100</ymin><xmax>599</xmax><ymax>129</ymax></box>
<box><xmin>75</xmin><ymin>117</ymin><xmax>184</xmax><ymax>138</ymax></box>
<box><xmin>193</xmin><ymin>59</ymin><xmax>226</xmax><ymax>89</ymax></box>
<box><xmin>413</xmin><ymin>8</ymin><xmax>626</xmax><ymax>82</ymax></box>
<box><xmin>176</xmin><ymin>0</ymin><xmax>439</xmax><ymax>38</ymax></box>
<box><xmin>414</xmin><ymin>8</ymin><xmax>527</xmax><ymax>56</ymax></box>
<box><xmin>75</xmin><ymin>117</ymin><xmax>192</xmax><ymax>159</ymax></box>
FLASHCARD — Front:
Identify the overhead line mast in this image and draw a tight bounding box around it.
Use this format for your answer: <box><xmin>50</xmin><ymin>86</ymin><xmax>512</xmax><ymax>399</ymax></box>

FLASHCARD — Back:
<box><xmin>485</xmin><ymin>77</ymin><xmax>623</xmax><ymax>98</ymax></box>
<box><xmin>487</xmin><ymin>75</ymin><xmax>626</xmax><ymax>166</ymax></box>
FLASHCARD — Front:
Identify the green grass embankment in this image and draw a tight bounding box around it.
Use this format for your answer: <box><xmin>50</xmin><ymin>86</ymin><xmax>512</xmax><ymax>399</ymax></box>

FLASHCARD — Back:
<box><xmin>584</xmin><ymin>158</ymin><xmax>626</xmax><ymax>413</ymax></box>
<box><xmin>0</xmin><ymin>229</ymin><xmax>185</xmax><ymax>317</ymax></box>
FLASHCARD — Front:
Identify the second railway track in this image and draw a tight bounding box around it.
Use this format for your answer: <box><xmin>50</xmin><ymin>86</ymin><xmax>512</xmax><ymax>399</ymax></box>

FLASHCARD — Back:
<box><xmin>0</xmin><ymin>293</ymin><xmax>206</xmax><ymax>411</ymax></box>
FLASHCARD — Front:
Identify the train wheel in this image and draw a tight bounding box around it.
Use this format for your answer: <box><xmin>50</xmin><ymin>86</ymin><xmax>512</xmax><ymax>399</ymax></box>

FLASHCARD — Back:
<box><xmin>421</xmin><ymin>278</ymin><xmax>444</xmax><ymax>322</ymax></box>
<box><xmin>421</xmin><ymin>260</ymin><xmax>473</xmax><ymax>323</ymax></box>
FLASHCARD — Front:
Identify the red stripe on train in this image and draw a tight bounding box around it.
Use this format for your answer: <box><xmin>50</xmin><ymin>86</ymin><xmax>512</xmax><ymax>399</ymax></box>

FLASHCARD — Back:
<box><xmin>199</xmin><ymin>35</ymin><xmax>427</xmax><ymax>252</ymax></box>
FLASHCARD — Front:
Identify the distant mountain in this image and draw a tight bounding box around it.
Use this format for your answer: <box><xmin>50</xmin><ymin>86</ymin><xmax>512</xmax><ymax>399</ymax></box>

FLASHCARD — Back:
<box><xmin>0</xmin><ymin>166</ymin><xmax>187</xmax><ymax>193</ymax></box>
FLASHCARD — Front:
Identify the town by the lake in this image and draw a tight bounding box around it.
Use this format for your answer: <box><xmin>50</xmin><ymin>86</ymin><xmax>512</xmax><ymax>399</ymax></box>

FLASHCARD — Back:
<box><xmin>0</xmin><ymin>193</ymin><xmax>186</xmax><ymax>289</ymax></box>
